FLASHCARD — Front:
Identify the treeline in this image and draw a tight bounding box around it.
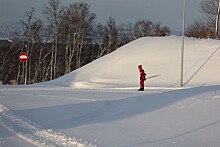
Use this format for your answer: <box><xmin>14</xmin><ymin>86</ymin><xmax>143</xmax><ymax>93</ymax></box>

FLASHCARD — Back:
<box><xmin>0</xmin><ymin>0</ymin><xmax>170</xmax><ymax>85</ymax></box>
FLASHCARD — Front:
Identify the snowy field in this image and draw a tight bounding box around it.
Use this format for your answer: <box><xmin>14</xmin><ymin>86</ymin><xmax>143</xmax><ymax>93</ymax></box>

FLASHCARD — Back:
<box><xmin>1</xmin><ymin>36</ymin><xmax>220</xmax><ymax>147</ymax></box>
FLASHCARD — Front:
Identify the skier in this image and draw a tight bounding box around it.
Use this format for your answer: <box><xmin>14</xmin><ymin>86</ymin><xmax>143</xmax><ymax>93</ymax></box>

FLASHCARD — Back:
<box><xmin>138</xmin><ymin>65</ymin><xmax>146</xmax><ymax>91</ymax></box>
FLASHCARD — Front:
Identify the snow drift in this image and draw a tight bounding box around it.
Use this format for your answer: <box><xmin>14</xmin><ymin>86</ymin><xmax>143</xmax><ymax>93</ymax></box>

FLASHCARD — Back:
<box><xmin>43</xmin><ymin>36</ymin><xmax>220</xmax><ymax>89</ymax></box>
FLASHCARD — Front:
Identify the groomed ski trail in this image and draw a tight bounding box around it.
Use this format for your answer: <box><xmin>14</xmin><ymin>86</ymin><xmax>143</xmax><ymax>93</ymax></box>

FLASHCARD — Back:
<box><xmin>0</xmin><ymin>103</ymin><xmax>96</xmax><ymax>147</ymax></box>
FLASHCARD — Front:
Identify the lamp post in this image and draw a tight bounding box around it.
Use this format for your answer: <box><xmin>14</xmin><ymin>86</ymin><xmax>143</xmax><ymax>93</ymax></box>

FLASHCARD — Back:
<box><xmin>180</xmin><ymin>0</ymin><xmax>186</xmax><ymax>87</ymax></box>
<box><xmin>8</xmin><ymin>40</ymin><xmax>28</xmax><ymax>85</ymax></box>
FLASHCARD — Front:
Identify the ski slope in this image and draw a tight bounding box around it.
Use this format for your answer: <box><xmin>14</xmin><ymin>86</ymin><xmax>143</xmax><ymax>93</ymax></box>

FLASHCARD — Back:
<box><xmin>1</xmin><ymin>36</ymin><xmax>220</xmax><ymax>147</ymax></box>
<box><xmin>44</xmin><ymin>36</ymin><xmax>220</xmax><ymax>88</ymax></box>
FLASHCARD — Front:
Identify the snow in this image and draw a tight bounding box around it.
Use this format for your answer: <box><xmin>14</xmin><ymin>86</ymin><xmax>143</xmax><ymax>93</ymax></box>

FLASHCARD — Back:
<box><xmin>1</xmin><ymin>36</ymin><xmax>220</xmax><ymax>147</ymax></box>
<box><xmin>43</xmin><ymin>36</ymin><xmax>220</xmax><ymax>88</ymax></box>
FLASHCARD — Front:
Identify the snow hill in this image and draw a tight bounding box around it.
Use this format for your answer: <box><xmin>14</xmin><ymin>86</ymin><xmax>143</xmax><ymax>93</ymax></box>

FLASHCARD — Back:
<box><xmin>44</xmin><ymin>36</ymin><xmax>220</xmax><ymax>88</ymax></box>
<box><xmin>1</xmin><ymin>36</ymin><xmax>220</xmax><ymax>147</ymax></box>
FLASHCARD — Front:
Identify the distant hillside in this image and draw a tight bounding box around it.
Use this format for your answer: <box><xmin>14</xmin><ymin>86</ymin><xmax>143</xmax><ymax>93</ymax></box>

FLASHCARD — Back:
<box><xmin>0</xmin><ymin>21</ymin><xmax>22</xmax><ymax>39</ymax></box>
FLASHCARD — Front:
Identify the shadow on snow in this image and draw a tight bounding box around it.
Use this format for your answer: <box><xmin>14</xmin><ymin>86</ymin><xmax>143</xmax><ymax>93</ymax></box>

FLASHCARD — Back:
<box><xmin>16</xmin><ymin>85</ymin><xmax>220</xmax><ymax>131</ymax></box>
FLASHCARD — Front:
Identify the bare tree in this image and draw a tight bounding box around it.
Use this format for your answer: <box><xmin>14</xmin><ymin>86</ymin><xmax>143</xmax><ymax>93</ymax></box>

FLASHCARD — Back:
<box><xmin>105</xmin><ymin>17</ymin><xmax>119</xmax><ymax>54</ymax></box>
<box><xmin>133</xmin><ymin>19</ymin><xmax>170</xmax><ymax>39</ymax></box>
<box><xmin>152</xmin><ymin>22</ymin><xmax>170</xmax><ymax>36</ymax></box>
<box><xmin>186</xmin><ymin>19</ymin><xmax>214</xmax><ymax>38</ymax></box>
<box><xmin>60</xmin><ymin>2</ymin><xmax>96</xmax><ymax>72</ymax></box>
<box><xmin>94</xmin><ymin>23</ymin><xmax>108</xmax><ymax>58</ymax></box>
<box><xmin>21</xmin><ymin>8</ymin><xmax>44</xmax><ymax>84</ymax></box>
<box><xmin>201</xmin><ymin>0</ymin><xmax>220</xmax><ymax>38</ymax></box>
<box><xmin>118</xmin><ymin>22</ymin><xmax>134</xmax><ymax>45</ymax></box>
<box><xmin>9</xmin><ymin>8</ymin><xmax>51</xmax><ymax>84</ymax></box>
<box><xmin>43</xmin><ymin>0</ymin><xmax>62</xmax><ymax>80</ymax></box>
<box><xmin>133</xmin><ymin>19</ymin><xmax>154</xmax><ymax>38</ymax></box>
<box><xmin>31</xmin><ymin>25</ymin><xmax>52</xmax><ymax>83</ymax></box>
<box><xmin>94</xmin><ymin>17</ymin><xmax>119</xmax><ymax>58</ymax></box>
<box><xmin>216</xmin><ymin>0</ymin><xmax>220</xmax><ymax>36</ymax></box>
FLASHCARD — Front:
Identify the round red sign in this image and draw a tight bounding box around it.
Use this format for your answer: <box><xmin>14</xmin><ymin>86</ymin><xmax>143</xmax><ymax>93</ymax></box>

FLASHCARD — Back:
<box><xmin>19</xmin><ymin>52</ymin><xmax>28</xmax><ymax>62</ymax></box>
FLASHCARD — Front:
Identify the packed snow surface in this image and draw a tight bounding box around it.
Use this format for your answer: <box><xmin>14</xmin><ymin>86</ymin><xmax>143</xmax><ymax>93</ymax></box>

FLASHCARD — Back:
<box><xmin>1</xmin><ymin>36</ymin><xmax>220</xmax><ymax>147</ymax></box>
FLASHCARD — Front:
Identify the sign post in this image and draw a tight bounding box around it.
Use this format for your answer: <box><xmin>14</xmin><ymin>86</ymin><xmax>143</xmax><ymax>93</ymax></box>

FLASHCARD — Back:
<box><xmin>19</xmin><ymin>52</ymin><xmax>28</xmax><ymax>85</ymax></box>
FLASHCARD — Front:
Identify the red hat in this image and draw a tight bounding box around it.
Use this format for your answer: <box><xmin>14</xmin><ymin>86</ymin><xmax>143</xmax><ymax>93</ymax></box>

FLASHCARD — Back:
<box><xmin>138</xmin><ymin>65</ymin><xmax>142</xmax><ymax>69</ymax></box>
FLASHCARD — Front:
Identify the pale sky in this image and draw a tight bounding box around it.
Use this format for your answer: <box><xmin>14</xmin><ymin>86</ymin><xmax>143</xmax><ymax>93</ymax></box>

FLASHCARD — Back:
<box><xmin>0</xmin><ymin>0</ymin><xmax>204</xmax><ymax>32</ymax></box>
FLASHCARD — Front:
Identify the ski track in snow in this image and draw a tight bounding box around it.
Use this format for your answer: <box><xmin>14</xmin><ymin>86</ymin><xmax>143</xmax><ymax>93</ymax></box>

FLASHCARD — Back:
<box><xmin>0</xmin><ymin>103</ymin><xmax>96</xmax><ymax>147</ymax></box>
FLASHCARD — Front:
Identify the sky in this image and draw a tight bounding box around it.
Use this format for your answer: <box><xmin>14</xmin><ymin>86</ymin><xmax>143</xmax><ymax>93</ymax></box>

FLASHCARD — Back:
<box><xmin>0</xmin><ymin>0</ymin><xmax>204</xmax><ymax>32</ymax></box>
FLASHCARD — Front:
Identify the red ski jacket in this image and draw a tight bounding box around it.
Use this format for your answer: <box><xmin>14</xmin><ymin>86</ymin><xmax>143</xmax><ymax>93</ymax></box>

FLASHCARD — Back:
<box><xmin>139</xmin><ymin>69</ymin><xmax>146</xmax><ymax>80</ymax></box>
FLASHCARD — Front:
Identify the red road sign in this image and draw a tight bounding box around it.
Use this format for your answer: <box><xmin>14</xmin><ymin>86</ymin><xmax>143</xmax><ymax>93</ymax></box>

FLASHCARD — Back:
<box><xmin>19</xmin><ymin>52</ymin><xmax>28</xmax><ymax>62</ymax></box>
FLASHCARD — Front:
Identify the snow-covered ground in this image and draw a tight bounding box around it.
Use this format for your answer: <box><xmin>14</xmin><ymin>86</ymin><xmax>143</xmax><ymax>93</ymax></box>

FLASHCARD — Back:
<box><xmin>1</xmin><ymin>36</ymin><xmax>220</xmax><ymax>147</ymax></box>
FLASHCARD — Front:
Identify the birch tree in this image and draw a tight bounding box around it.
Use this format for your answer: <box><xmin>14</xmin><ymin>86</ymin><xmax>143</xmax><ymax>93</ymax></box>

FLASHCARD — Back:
<box><xmin>21</xmin><ymin>8</ymin><xmax>44</xmax><ymax>84</ymax></box>
<box><xmin>104</xmin><ymin>17</ymin><xmax>119</xmax><ymax>54</ymax></box>
<box><xmin>201</xmin><ymin>0</ymin><xmax>220</xmax><ymax>38</ymax></box>
<box><xmin>216</xmin><ymin>0</ymin><xmax>220</xmax><ymax>37</ymax></box>
<box><xmin>60</xmin><ymin>2</ymin><xmax>96</xmax><ymax>72</ymax></box>
<box><xmin>94</xmin><ymin>17</ymin><xmax>119</xmax><ymax>58</ymax></box>
<box><xmin>133</xmin><ymin>19</ymin><xmax>153</xmax><ymax>38</ymax></box>
<box><xmin>94</xmin><ymin>23</ymin><xmax>107</xmax><ymax>58</ymax></box>
<box><xmin>43</xmin><ymin>0</ymin><xmax>62</xmax><ymax>79</ymax></box>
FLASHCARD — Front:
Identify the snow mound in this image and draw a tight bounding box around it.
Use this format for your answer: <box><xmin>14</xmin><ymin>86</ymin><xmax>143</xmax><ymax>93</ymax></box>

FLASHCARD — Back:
<box><xmin>42</xmin><ymin>36</ymin><xmax>220</xmax><ymax>88</ymax></box>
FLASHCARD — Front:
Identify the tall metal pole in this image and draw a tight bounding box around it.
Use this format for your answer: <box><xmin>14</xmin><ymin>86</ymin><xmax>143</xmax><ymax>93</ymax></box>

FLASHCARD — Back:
<box><xmin>180</xmin><ymin>0</ymin><xmax>186</xmax><ymax>87</ymax></box>
<box><xmin>22</xmin><ymin>62</ymin><xmax>25</xmax><ymax>84</ymax></box>
<box><xmin>24</xmin><ymin>45</ymin><xmax>28</xmax><ymax>85</ymax></box>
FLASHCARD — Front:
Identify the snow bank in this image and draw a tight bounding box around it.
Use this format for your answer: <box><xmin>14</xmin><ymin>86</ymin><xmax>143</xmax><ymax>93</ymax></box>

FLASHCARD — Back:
<box><xmin>42</xmin><ymin>36</ymin><xmax>220</xmax><ymax>89</ymax></box>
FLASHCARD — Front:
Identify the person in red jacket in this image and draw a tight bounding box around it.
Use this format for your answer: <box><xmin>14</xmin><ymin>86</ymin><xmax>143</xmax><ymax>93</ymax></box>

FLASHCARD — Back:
<box><xmin>138</xmin><ymin>65</ymin><xmax>147</xmax><ymax>91</ymax></box>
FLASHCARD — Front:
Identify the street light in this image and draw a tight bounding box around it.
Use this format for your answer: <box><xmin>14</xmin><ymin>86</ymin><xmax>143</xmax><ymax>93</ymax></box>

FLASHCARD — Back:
<box><xmin>180</xmin><ymin>0</ymin><xmax>186</xmax><ymax>87</ymax></box>
<box><xmin>8</xmin><ymin>40</ymin><xmax>28</xmax><ymax>85</ymax></box>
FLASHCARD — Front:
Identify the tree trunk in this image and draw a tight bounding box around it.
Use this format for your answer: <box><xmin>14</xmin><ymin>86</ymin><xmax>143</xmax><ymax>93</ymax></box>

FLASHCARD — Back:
<box><xmin>215</xmin><ymin>0</ymin><xmax>220</xmax><ymax>38</ymax></box>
